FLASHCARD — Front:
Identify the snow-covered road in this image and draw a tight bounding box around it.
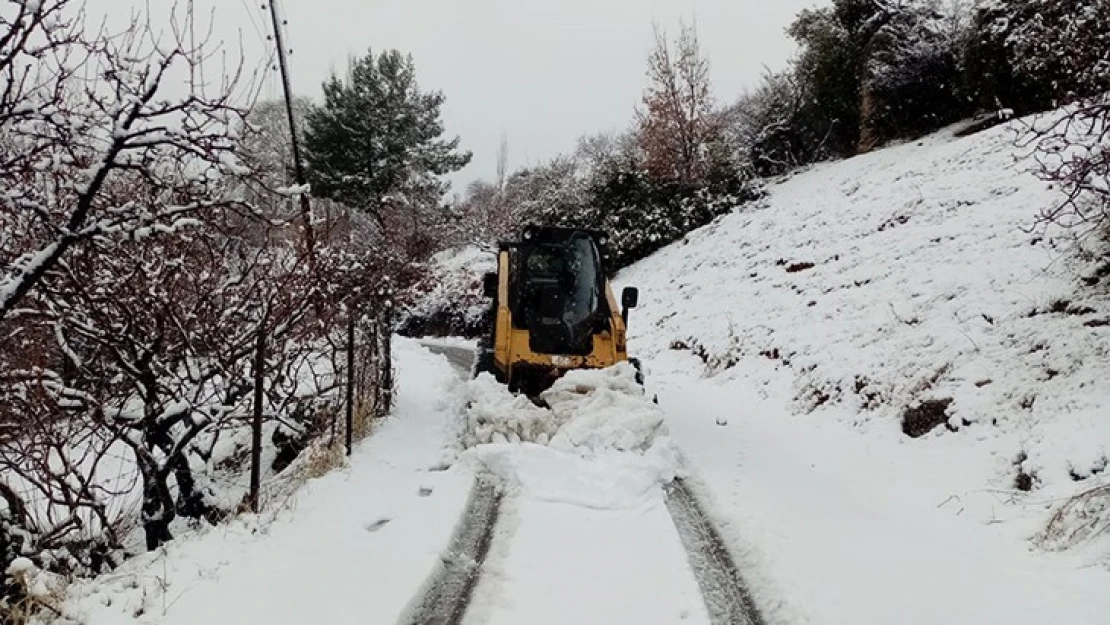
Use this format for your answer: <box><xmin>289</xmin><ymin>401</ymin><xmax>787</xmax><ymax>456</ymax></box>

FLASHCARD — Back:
<box><xmin>425</xmin><ymin>338</ymin><xmax>1110</xmax><ymax>625</ymax></box>
<box><xmin>408</xmin><ymin>342</ymin><xmax>720</xmax><ymax>625</ymax></box>
<box><xmin>465</xmin><ymin>492</ymin><xmax>709</xmax><ymax>625</ymax></box>
<box><xmin>443</xmin><ymin>358</ymin><xmax>744</xmax><ymax>625</ymax></box>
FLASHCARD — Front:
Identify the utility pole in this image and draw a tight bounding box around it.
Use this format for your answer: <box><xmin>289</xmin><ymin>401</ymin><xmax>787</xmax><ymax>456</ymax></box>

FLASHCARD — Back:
<box><xmin>266</xmin><ymin>1</ymin><xmax>317</xmax><ymax>266</ymax></box>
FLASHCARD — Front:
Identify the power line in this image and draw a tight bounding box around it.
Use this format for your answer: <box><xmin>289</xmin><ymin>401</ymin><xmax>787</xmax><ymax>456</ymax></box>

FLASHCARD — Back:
<box><xmin>276</xmin><ymin>0</ymin><xmax>295</xmax><ymax>60</ymax></box>
<box><xmin>238</xmin><ymin>0</ymin><xmax>270</xmax><ymax>50</ymax></box>
<box><xmin>234</xmin><ymin>0</ymin><xmax>279</xmax><ymax>103</ymax></box>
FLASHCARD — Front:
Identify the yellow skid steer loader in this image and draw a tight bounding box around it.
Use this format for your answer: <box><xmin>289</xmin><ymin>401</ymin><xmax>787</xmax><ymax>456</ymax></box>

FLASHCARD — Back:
<box><xmin>473</xmin><ymin>225</ymin><xmax>642</xmax><ymax>396</ymax></box>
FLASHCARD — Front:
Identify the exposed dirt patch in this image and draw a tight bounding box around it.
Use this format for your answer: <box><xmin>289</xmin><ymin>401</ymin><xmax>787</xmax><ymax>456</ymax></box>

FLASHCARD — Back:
<box><xmin>1082</xmin><ymin>261</ymin><xmax>1110</xmax><ymax>286</ymax></box>
<box><xmin>1029</xmin><ymin>299</ymin><xmax>1098</xmax><ymax>317</ymax></box>
<box><xmin>784</xmin><ymin>261</ymin><xmax>816</xmax><ymax>273</ymax></box>
<box><xmin>878</xmin><ymin>214</ymin><xmax>911</xmax><ymax>232</ymax></box>
<box><xmin>1015</xmin><ymin>471</ymin><xmax>1035</xmax><ymax>492</ymax></box>
<box><xmin>901</xmin><ymin>398</ymin><xmax>954</xmax><ymax>438</ymax></box>
<box><xmin>1013</xmin><ymin>451</ymin><xmax>1038</xmax><ymax>492</ymax></box>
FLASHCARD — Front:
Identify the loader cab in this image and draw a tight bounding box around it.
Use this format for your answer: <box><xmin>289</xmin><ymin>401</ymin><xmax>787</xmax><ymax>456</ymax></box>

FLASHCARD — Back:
<box><xmin>510</xmin><ymin>230</ymin><xmax>608</xmax><ymax>356</ymax></box>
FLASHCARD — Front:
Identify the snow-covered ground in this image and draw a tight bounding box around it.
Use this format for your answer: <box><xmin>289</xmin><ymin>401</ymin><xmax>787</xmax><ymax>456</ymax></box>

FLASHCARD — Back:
<box><xmin>654</xmin><ymin>370</ymin><xmax>1110</xmax><ymax>624</ymax></box>
<box><xmin>615</xmin><ymin>114</ymin><xmax>1110</xmax><ymax>623</ymax></box>
<box><xmin>37</xmin><ymin>345</ymin><xmax>722</xmax><ymax>625</ymax></box>
<box><xmin>37</xmin><ymin>340</ymin><xmax>475</xmax><ymax>625</ymax></box>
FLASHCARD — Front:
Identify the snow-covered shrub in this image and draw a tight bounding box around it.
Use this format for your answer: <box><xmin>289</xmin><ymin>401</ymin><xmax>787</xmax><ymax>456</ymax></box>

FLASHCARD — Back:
<box><xmin>741</xmin><ymin>71</ymin><xmax>814</xmax><ymax>177</ymax></box>
<box><xmin>861</xmin><ymin>3</ymin><xmax>967</xmax><ymax>150</ymax></box>
<box><xmin>963</xmin><ymin>0</ymin><xmax>1110</xmax><ymax>114</ymax></box>
<box><xmin>1</xmin><ymin>557</ymin><xmax>66</xmax><ymax>625</ymax></box>
<box><xmin>397</xmin><ymin>246</ymin><xmax>495</xmax><ymax>339</ymax></box>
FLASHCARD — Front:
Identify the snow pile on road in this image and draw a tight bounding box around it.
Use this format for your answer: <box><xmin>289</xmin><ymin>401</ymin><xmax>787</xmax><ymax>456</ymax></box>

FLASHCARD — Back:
<box><xmin>543</xmin><ymin>364</ymin><xmax>665</xmax><ymax>455</ymax></box>
<box><xmin>464</xmin><ymin>362</ymin><xmax>665</xmax><ymax>454</ymax></box>
<box><xmin>461</xmin><ymin>363</ymin><xmax>678</xmax><ymax>510</ymax></box>
<box><xmin>464</xmin><ymin>375</ymin><xmax>558</xmax><ymax>446</ymax></box>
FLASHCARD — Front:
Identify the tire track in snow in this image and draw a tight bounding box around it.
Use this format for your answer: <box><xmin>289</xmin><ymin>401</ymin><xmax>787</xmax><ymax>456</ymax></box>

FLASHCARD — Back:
<box><xmin>665</xmin><ymin>478</ymin><xmax>765</xmax><ymax>625</ymax></box>
<box><xmin>423</xmin><ymin>343</ymin><xmax>476</xmax><ymax>377</ymax></box>
<box><xmin>403</xmin><ymin>474</ymin><xmax>501</xmax><ymax>625</ymax></box>
<box><xmin>421</xmin><ymin>342</ymin><xmax>760</xmax><ymax>622</ymax></box>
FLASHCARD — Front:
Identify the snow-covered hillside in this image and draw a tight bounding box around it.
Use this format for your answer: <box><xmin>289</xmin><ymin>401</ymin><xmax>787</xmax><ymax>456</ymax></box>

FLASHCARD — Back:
<box><xmin>617</xmin><ymin>115</ymin><xmax>1110</xmax><ymax>557</ymax></box>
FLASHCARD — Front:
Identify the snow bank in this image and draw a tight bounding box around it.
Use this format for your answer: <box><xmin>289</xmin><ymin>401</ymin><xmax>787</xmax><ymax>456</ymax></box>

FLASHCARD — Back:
<box><xmin>461</xmin><ymin>362</ymin><xmax>678</xmax><ymax>510</ymax></box>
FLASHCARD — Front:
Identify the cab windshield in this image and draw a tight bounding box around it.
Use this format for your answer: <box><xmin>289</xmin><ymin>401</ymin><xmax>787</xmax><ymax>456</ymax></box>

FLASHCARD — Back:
<box><xmin>511</xmin><ymin>233</ymin><xmax>606</xmax><ymax>354</ymax></box>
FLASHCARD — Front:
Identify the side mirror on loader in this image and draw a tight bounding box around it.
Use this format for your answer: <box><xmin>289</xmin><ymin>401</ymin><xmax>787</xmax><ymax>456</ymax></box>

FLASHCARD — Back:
<box><xmin>483</xmin><ymin>272</ymin><xmax>498</xmax><ymax>298</ymax></box>
<box><xmin>621</xmin><ymin>286</ymin><xmax>639</xmax><ymax>309</ymax></box>
<box><xmin>621</xmin><ymin>286</ymin><xmax>639</xmax><ymax>323</ymax></box>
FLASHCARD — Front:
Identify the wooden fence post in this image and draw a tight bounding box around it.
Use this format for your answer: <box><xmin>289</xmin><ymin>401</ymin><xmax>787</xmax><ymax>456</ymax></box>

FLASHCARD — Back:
<box><xmin>249</xmin><ymin>320</ymin><xmax>267</xmax><ymax>513</ymax></box>
<box><xmin>345</xmin><ymin>312</ymin><xmax>355</xmax><ymax>456</ymax></box>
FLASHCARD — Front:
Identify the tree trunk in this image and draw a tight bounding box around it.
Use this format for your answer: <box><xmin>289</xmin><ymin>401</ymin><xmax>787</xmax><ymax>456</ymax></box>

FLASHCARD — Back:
<box><xmin>138</xmin><ymin>457</ymin><xmax>175</xmax><ymax>550</ymax></box>
<box><xmin>379</xmin><ymin>309</ymin><xmax>393</xmax><ymax>413</ymax></box>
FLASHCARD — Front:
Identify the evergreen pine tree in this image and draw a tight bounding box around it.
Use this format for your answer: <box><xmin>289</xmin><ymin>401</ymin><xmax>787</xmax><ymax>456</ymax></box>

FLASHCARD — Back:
<box><xmin>303</xmin><ymin>49</ymin><xmax>471</xmax><ymax>248</ymax></box>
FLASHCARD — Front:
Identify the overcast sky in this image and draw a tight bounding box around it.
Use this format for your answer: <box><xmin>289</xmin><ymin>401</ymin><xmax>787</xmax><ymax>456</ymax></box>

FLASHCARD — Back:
<box><xmin>87</xmin><ymin>0</ymin><xmax>824</xmax><ymax>190</ymax></box>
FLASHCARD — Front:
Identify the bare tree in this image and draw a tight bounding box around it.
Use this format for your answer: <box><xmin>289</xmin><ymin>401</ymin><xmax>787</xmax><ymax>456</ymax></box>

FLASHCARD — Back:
<box><xmin>0</xmin><ymin>0</ymin><xmax>354</xmax><ymax>579</ymax></box>
<box><xmin>0</xmin><ymin>0</ymin><xmax>253</xmax><ymax>320</ymax></box>
<box><xmin>1022</xmin><ymin>97</ymin><xmax>1110</xmax><ymax>235</ymax></box>
<box><xmin>0</xmin><ymin>6</ymin><xmax>419</xmax><ymax>607</ymax></box>
<box><xmin>637</xmin><ymin>22</ymin><xmax>717</xmax><ymax>185</ymax></box>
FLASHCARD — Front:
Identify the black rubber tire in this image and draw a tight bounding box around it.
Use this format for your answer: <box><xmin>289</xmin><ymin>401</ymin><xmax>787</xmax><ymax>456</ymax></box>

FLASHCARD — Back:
<box><xmin>473</xmin><ymin>346</ymin><xmax>495</xmax><ymax>379</ymax></box>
